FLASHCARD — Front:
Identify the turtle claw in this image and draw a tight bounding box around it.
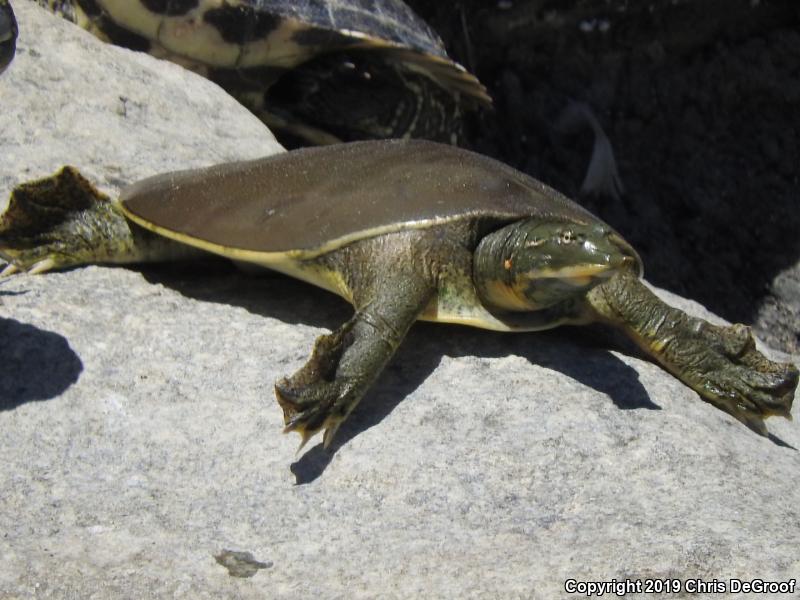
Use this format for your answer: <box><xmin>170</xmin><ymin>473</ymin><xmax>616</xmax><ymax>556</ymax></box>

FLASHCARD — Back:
<box><xmin>0</xmin><ymin>262</ymin><xmax>18</xmax><ymax>277</ymax></box>
<box><xmin>282</xmin><ymin>416</ymin><xmax>342</xmax><ymax>453</ymax></box>
<box><xmin>273</xmin><ymin>322</ymin><xmax>362</xmax><ymax>450</ymax></box>
<box><xmin>656</xmin><ymin>321</ymin><xmax>798</xmax><ymax>434</ymax></box>
<box><xmin>322</xmin><ymin>420</ymin><xmax>343</xmax><ymax>449</ymax></box>
<box><xmin>28</xmin><ymin>257</ymin><xmax>58</xmax><ymax>275</ymax></box>
<box><xmin>272</xmin><ymin>283</ymin><xmax>424</xmax><ymax>453</ymax></box>
<box><xmin>275</xmin><ymin>376</ymin><xmax>351</xmax><ymax>451</ymax></box>
<box><xmin>285</xmin><ymin>422</ymin><xmax>319</xmax><ymax>454</ymax></box>
<box><xmin>588</xmin><ymin>273</ymin><xmax>798</xmax><ymax>434</ymax></box>
<box><xmin>0</xmin><ymin>256</ymin><xmax>57</xmax><ymax>277</ymax></box>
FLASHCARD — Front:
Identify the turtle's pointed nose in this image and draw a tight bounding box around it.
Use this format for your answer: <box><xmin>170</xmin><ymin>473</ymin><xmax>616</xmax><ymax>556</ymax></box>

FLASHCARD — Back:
<box><xmin>608</xmin><ymin>232</ymin><xmax>643</xmax><ymax>276</ymax></box>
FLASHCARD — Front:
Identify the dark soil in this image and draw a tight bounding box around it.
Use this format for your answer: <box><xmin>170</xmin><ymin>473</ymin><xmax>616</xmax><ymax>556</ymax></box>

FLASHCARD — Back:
<box><xmin>407</xmin><ymin>0</ymin><xmax>800</xmax><ymax>352</ymax></box>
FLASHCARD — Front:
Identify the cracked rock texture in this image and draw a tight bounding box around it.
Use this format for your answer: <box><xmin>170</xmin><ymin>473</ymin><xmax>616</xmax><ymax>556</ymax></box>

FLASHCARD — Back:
<box><xmin>0</xmin><ymin>2</ymin><xmax>798</xmax><ymax>598</ymax></box>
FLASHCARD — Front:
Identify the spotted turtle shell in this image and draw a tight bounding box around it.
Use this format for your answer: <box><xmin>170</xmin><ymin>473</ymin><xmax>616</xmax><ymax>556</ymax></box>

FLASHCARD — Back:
<box><xmin>41</xmin><ymin>0</ymin><xmax>489</xmax><ymax>103</ymax></box>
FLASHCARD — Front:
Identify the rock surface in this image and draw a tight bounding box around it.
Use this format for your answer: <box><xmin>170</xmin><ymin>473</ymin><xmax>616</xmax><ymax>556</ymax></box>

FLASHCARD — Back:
<box><xmin>0</xmin><ymin>0</ymin><xmax>282</xmax><ymax>207</ymax></box>
<box><xmin>757</xmin><ymin>263</ymin><xmax>800</xmax><ymax>354</ymax></box>
<box><xmin>1</xmin><ymin>2</ymin><xmax>799</xmax><ymax>598</ymax></box>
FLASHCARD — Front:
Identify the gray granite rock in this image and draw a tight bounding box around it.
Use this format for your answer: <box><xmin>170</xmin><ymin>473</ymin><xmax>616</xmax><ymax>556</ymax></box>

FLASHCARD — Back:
<box><xmin>0</xmin><ymin>0</ymin><xmax>282</xmax><ymax>208</ymax></box>
<box><xmin>756</xmin><ymin>263</ymin><xmax>800</xmax><ymax>355</ymax></box>
<box><xmin>2</xmin><ymin>255</ymin><xmax>799</xmax><ymax>599</ymax></box>
<box><xmin>1</xmin><ymin>2</ymin><xmax>799</xmax><ymax>598</ymax></box>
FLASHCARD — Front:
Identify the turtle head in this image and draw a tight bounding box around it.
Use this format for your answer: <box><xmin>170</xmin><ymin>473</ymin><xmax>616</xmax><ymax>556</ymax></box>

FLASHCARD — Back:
<box><xmin>474</xmin><ymin>219</ymin><xmax>641</xmax><ymax>311</ymax></box>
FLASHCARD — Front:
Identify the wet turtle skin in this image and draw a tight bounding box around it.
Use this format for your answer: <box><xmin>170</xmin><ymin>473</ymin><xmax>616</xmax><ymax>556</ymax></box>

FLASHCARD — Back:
<box><xmin>0</xmin><ymin>140</ymin><xmax>796</xmax><ymax>450</ymax></box>
<box><xmin>34</xmin><ymin>0</ymin><xmax>490</xmax><ymax>145</ymax></box>
<box><xmin>0</xmin><ymin>0</ymin><xmax>16</xmax><ymax>74</ymax></box>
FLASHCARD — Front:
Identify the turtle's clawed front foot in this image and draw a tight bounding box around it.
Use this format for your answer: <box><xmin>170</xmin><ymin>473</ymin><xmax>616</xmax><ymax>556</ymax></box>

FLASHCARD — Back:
<box><xmin>587</xmin><ymin>273</ymin><xmax>797</xmax><ymax>435</ymax></box>
<box><xmin>276</xmin><ymin>377</ymin><xmax>359</xmax><ymax>451</ymax></box>
<box><xmin>677</xmin><ymin>321</ymin><xmax>798</xmax><ymax>434</ymax></box>
<box><xmin>275</xmin><ymin>320</ymin><xmax>363</xmax><ymax>450</ymax></box>
<box><xmin>273</xmin><ymin>268</ymin><xmax>431</xmax><ymax>452</ymax></box>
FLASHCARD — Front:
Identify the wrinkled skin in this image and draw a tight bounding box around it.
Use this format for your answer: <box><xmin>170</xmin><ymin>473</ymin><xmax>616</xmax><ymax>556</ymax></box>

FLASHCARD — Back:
<box><xmin>585</xmin><ymin>271</ymin><xmax>796</xmax><ymax>434</ymax></box>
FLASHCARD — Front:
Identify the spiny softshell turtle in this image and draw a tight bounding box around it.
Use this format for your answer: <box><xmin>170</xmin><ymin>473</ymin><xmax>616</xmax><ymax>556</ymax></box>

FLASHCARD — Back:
<box><xmin>0</xmin><ymin>140</ymin><xmax>796</xmax><ymax>448</ymax></box>
<box><xmin>35</xmin><ymin>0</ymin><xmax>490</xmax><ymax>144</ymax></box>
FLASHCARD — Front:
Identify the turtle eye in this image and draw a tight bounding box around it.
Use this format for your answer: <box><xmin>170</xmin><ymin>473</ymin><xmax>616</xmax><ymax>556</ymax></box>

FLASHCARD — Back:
<box><xmin>560</xmin><ymin>230</ymin><xmax>575</xmax><ymax>244</ymax></box>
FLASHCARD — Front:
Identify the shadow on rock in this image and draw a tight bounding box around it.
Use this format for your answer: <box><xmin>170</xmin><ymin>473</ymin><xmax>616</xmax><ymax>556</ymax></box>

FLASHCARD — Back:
<box><xmin>140</xmin><ymin>260</ymin><xmax>351</xmax><ymax>331</ymax></box>
<box><xmin>142</xmin><ymin>261</ymin><xmax>653</xmax><ymax>403</ymax></box>
<box><xmin>767</xmin><ymin>432</ymin><xmax>796</xmax><ymax>451</ymax></box>
<box><xmin>0</xmin><ymin>316</ymin><xmax>83</xmax><ymax>409</ymax></box>
<box><xmin>290</xmin><ymin>324</ymin><xmax>656</xmax><ymax>484</ymax></box>
<box><xmin>137</xmin><ymin>260</ymin><xmax>784</xmax><ymax>483</ymax></box>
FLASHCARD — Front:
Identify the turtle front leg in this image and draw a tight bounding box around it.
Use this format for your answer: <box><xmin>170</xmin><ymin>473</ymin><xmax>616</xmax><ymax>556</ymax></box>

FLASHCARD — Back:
<box><xmin>585</xmin><ymin>271</ymin><xmax>798</xmax><ymax>434</ymax></box>
<box><xmin>275</xmin><ymin>261</ymin><xmax>436</xmax><ymax>450</ymax></box>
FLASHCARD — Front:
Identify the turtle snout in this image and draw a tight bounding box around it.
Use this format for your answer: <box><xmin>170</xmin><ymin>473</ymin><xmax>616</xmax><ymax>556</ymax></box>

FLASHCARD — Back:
<box><xmin>607</xmin><ymin>232</ymin><xmax>643</xmax><ymax>276</ymax></box>
<box><xmin>576</xmin><ymin>229</ymin><xmax>639</xmax><ymax>277</ymax></box>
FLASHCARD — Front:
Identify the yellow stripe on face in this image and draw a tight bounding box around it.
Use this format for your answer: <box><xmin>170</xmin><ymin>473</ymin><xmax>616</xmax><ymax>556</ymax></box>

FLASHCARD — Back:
<box><xmin>478</xmin><ymin>263</ymin><xmax>616</xmax><ymax>313</ymax></box>
<box><xmin>525</xmin><ymin>263</ymin><xmax>612</xmax><ymax>280</ymax></box>
<box><xmin>561</xmin><ymin>275</ymin><xmax>593</xmax><ymax>287</ymax></box>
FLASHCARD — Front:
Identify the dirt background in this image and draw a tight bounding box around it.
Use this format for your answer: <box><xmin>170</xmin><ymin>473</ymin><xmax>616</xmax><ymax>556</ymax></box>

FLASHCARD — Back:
<box><xmin>406</xmin><ymin>0</ymin><xmax>800</xmax><ymax>353</ymax></box>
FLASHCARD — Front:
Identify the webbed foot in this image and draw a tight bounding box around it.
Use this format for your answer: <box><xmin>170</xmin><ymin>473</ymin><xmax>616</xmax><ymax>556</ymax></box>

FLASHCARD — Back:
<box><xmin>657</xmin><ymin>320</ymin><xmax>797</xmax><ymax>434</ymax></box>
<box><xmin>275</xmin><ymin>319</ymin><xmax>364</xmax><ymax>450</ymax></box>
<box><xmin>587</xmin><ymin>272</ymin><xmax>797</xmax><ymax>434</ymax></box>
<box><xmin>0</xmin><ymin>167</ymin><xmax>130</xmax><ymax>274</ymax></box>
<box><xmin>274</xmin><ymin>269</ymin><xmax>433</xmax><ymax>451</ymax></box>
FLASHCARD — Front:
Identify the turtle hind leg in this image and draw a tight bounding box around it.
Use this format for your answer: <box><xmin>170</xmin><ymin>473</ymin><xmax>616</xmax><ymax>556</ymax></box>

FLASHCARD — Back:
<box><xmin>585</xmin><ymin>271</ymin><xmax>798</xmax><ymax>435</ymax></box>
<box><xmin>1</xmin><ymin>166</ymin><xmax>197</xmax><ymax>275</ymax></box>
<box><xmin>1</xmin><ymin>166</ymin><xmax>127</xmax><ymax>272</ymax></box>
